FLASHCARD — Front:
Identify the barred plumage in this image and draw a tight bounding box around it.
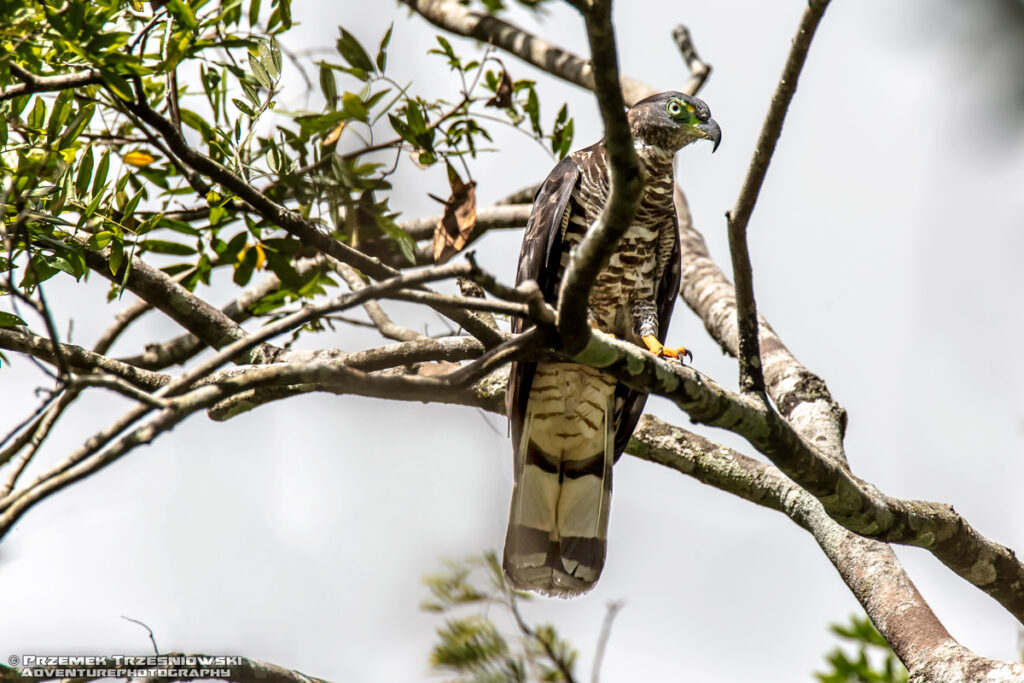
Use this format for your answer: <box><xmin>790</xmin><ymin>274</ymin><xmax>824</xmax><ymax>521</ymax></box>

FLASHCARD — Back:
<box><xmin>504</xmin><ymin>92</ymin><xmax>720</xmax><ymax>597</ymax></box>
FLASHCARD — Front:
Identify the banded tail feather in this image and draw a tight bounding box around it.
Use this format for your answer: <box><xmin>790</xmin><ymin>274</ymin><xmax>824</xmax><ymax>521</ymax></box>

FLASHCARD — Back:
<box><xmin>503</xmin><ymin>363</ymin><xmax>616</xmax><ymax>597</ymax></box>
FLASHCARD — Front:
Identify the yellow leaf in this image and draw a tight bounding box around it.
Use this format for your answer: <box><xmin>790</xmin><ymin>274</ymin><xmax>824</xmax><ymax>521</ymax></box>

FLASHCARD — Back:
<box><xmin>254</xmin><ymin>242</ymin><xmax>266</xmax><ymax>269</ymax></box>
<box><xmin>322</xmin><ymin>121</ymin><xmax>346</xmax><ymax>147</ymax></box>
<box><xmin>123</xmin><ymin>151</ymin><xmax>156</xmax><ymax>167</ymax></box>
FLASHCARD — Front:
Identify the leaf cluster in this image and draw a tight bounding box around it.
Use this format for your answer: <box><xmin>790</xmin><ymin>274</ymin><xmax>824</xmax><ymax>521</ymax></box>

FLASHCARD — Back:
<box><xmin>422</xmin><ymin>551</ymin><xmax>577</xmax><ymax>683</ymax></box>
<box><xmin>815</xmin><ymin>615</ymin><xmax>908</xmax><ymax>683</ymax></box>
<box><xmin>0</xmin><ymin>0</ymin><xmax>571</xmax><ymax>344</ymax></box>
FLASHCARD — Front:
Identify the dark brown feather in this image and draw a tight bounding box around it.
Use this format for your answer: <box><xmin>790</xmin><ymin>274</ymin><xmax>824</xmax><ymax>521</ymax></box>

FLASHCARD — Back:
<box><xmin>507</xmin><ymin>153</ymin><xmax>581</xmax><ymax>452</ymax></box>
<box><xmin>506</xmin><ymin>145</ymin><xmax>682</xmax><ymax>461</ymax></box>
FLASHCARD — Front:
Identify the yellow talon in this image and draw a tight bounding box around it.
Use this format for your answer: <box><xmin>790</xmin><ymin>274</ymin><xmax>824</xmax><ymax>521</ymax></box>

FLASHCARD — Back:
<box><xmin>642</xmin><ymin>335</ymin><xmax>692</xmax><ymax>363</ymax></box>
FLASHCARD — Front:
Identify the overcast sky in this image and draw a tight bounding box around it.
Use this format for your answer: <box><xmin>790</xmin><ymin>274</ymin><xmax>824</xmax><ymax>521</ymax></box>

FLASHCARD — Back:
<box><xmin>2</xmin><ymin>1</ymin><xmax>1023</xmax><ymax>681</ymax></box>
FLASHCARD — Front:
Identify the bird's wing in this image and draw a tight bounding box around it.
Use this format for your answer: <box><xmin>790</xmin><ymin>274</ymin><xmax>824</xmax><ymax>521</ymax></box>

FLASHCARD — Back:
<box><xmin>506</xmin><ymin>153</ymin><xmax>582</xmax><ymax>449</ymax></box>
<box><xmin>611</xmin><ymin>215</ymin><xmax>682</xmax><ymax>457</ymax></box>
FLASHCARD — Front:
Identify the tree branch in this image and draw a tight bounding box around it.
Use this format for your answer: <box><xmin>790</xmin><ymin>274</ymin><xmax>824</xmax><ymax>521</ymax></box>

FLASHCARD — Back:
<box><xmin>115</xmin><ymin>258</ymin><xmax>323</xmax><ymax>371</ymax></box>
<box><xmin>627</xmin><ymin>416</ymin><xmax>1024</xmax><ymax>682</ymax></box>
<box><xmin>398</xmin><ymin>0</ymin><xmax>651</xmax><ymax>105</ymax></box>
<box><xmin>329</xmin><ymin>259</ymin><xmax>426</xmax><ymax>342</ymax></box>
<box><xmin>725</xmin><ymin>0</ymin><xmax>831</xmax><ymax>394</ymax></box>
<box><xmin>71</xmin><ymin>234</ymin><xmax>281</xmax><ymax>365</ymax></box>
<box><xmin>120</xmin><ymin>97</ymin><xmax>504</xmax><ymax>348</ymax></box>
<box><xmin>556</xmin><ymin>0</ymin><xmax>642</xmax><ymax>353</ymax></box>
<box><xmin>1</xmin><ymin>63</ymin><xmax>101</xmax><ymax>102</ymax></box>
<box><xmin>571</xmin><ymin>328</ymin><xmax>1024</xmax><ymax>624</ymax></box>
<box><xmin>0</xmin><ymin>329</ymin><xmax>170</xmax><ymax>390</ymax></box>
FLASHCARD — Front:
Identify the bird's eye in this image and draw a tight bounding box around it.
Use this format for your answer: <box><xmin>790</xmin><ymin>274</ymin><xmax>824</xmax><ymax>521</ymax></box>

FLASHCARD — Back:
<box><xmin>666</xmin><ymin>100</ymin><xmax>683</xmax><ymax>117</ymax></box>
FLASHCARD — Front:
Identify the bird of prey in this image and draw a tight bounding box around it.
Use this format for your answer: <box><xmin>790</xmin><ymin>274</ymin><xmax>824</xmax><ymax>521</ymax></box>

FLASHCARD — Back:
<box><xmin>504</xmin><ymin>91</ymin><xmax>721</xmax><ymax>597</ymax></box>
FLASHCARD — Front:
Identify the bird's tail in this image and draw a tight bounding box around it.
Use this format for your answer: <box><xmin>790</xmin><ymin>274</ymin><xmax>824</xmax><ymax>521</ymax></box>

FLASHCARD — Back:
<box><xmin>503</xmin><ymin>362</ymin><xmax>616</xmax><ymax>597</ymax></box>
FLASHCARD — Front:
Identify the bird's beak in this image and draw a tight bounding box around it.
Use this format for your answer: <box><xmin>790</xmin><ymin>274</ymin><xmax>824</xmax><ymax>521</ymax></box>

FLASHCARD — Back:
<box><xmin>696</xmin><ymin>119</ymin><xmax>721</xmax><ymax>152</ymax></box>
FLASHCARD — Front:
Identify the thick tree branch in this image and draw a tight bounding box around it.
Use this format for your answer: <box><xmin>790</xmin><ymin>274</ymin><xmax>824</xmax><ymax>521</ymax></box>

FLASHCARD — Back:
<box><xmin>674</xmin><ymin>188</ymin><xmax>848</xmax><ymax>460</ymax></box>
<box><xmin>725</xmin><ymin>0</ymin><xmax>831</xmax><ymax>394</ymax></box>
<box><xmin>0</xmin><ymin>63</ymin><xmax>101</xmax><ymax>102</ymax></box>
<box><xmin>571</xmin><ymin>328</ymin><xmax>1024</xmax><ymax>623</ymax></box>
<box><xmin>0</xmin><ymin>329</ymin><xmax>170</xmax><ymax>390</ymax></box>
<box><xmin>627</xmin><ymin>416</ymin><xmax>1024</xmax><ymax>682</ymax></box>
<box><xmin>0</xmin><ymin>325</ymin><xmax>535</xmax><ymax>538</ymax></box>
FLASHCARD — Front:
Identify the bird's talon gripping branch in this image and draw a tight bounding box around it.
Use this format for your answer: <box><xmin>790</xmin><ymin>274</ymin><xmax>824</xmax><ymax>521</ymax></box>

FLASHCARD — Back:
<box><xmin>642</xmin><ymin>334</ymin><xmax>692</xmax><ymax>363</ymax></box>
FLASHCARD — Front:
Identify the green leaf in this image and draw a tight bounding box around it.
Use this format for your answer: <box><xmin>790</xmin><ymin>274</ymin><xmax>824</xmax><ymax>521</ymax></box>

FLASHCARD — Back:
<box><xmin>233</xmin><ymin>244</ymin><xmax>258</xmax><ymax>285</ymax></box>
<box><xmin>258</xmin><ymin>40</ymin><xmax>279</xmax><ymax>80</ymax></box>
<box><xmin>376</xmin><ymin>23</ymin><xmax>393</xmax><ymax>72</ymax></box>
<box><xmin>122</xmin><ymin>186</ymin><xmax>145</xmax><ymax>221</ymax></box>
<box><xmin>92</xmin><ymin>150</ymin><xmax>111</xmax><ymax>196</ymax></box>
<box><xmin>276</xmin><ymin>0</ymin><xmax>292</xmax><ymax>29</ymax></box>
<box><xmin>76</xmin><ymin>145</ymin><xmax>95</xmax><ymax>197</ymax></box>
<box><xmin>388</xmin><ymin>113</ymin><xmax>413</xmax><ymax>142</ymax></box>
<box><xmin>341</xmin><ymin>92</ymin><xmax>367</xmax><ymax>122</ymax></box>
<box><xmin>179</xmin><ymin>108</ymin><xmax>215</xmax><ymax>141</ymax></box>
<box><xmin>232</xmin><ymin>98</ymin><xmax>256</xmax><ymax>116</ymax></box>
<box><xmin>46</xmin><ymin>90</ymin><xmax>73</xmax><ymax>142</ymax></box>
<box><xmin>336</xmin><ymin>27</ymin><xmax>375</xmax><ymax>74</ymax></box>
<box><xmin>57</xmin><ymin>103</ymin><xmax>95</xmax><ymax>150</ymax></box>
<box><xmin>166</xmin><ymin>0</ymin><xmax>198</xmax><ymax>31</ymax></box>
<box><xmin>319</xmin><ymin>63</ymin><xmax>337</xmax><ymax>109</ymax></box>
<box><xmin>144</xmin><ymin>239</ymin><xmax>197</xmax><ymax>256</ymax></box>
<box><xmin>100</xmin><ymin>69</ymin><xmax>134</xmax><ymax>101</ymax></box>
<box><xmin>28</xmin><ymin>97</ymin><xmax>47</xmax><ymax>132</ymax></box>
<box><xmin>248</xmin><ymin>0</ymin><xmax>262</xmax><ymax>26</ymax></box>
<box><xmin>89</xmin><ymin>231</ymin><xmax>113</xmax><ymax>250</ymax></box>
<box><xmin>406</xmin><ymin>100</ymin><xmax>425</xmax><ymax>134</ymax></box>
<box><xmin>249</xmin><ymin>51</ymin><xmax>273</xmax><ymax>89</ymax></box>
<box><xmin>0</xmin><ymin>312</ymin><xmax>27</xmax><ymax>328</ymax></box>
<box><xmin>240</xmin><ymin>78</ymin><xmax>259</xmax><ymax>106</ymax></box>
<box><xmin>108</xmin><ymin>237</ymin><xmax>124</xmax><ymax>275</ymax></box>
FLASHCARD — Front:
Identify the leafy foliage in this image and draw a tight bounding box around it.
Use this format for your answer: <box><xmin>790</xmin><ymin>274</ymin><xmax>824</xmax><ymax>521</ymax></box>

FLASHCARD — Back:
<box><xmin>422</xmin><ymin>551</ymin><xmax>577</xmax><ymax>682</ymax></box>
<box><xmin>815</xmin><ymin>615</ymin><xmax>908</xmax><ymax>683</ymax></box>
<box><xmin>0</xmin><ymin>0</ymin><xmax>571</xmax><ymax>336</ymax></box>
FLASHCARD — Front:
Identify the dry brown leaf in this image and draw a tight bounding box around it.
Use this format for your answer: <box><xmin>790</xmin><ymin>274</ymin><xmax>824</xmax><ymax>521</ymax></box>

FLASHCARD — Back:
<box><xmin>432</xmin><ymin>164</ymin><xmax>477</xmax><ymax>264</ymax></box>
<box><xmin>486</xmin><ymin>68</ymin><xmax>514</xmax><ymax>108</ymax></box>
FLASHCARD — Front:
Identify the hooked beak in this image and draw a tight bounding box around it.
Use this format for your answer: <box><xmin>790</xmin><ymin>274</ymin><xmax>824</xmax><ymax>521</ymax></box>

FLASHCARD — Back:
<box><xmin>696</xmin><ymin>119</ymin><xmax>721</xmax><ymax>152</ymax></box>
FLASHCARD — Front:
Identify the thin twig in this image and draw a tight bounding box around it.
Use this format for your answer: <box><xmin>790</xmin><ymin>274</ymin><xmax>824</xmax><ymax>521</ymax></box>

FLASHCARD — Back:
<box><xmin>121</xmin><ymin>615</ymin><xmax>160</xmax><ymax>655</ymax></box>
<box><xmin>508</xmin><ymin>589</ymin><xmax>578</xmax><ymax>683</ymax></box>
<box><xmin>328</xmin><ymin>259</ymin><xmax>425</xmax><ymax>342</ymax></box>
<box><xmin>0</xmin><ymin>389</ymin><xmax>80</xmax><ymax>497</ymax></box>
<box><xmin>591</xmin><ymin>600</ymin><xmax>624</xmax><ymax>683</ymax></box>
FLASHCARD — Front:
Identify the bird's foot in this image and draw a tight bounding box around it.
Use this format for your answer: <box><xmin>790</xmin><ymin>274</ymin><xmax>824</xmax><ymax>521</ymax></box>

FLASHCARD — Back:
<box><xmin>642</xmin><ymin>335</ymin><xmax>693</xmax><ymax>363</ymax></box>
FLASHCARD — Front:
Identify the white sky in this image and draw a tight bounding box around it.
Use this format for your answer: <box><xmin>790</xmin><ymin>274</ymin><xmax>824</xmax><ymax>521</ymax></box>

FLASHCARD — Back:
<box><xmin>1</xmin><ymin>0</ymin><xmax>1023</xmax><ymax>680</ymax></box>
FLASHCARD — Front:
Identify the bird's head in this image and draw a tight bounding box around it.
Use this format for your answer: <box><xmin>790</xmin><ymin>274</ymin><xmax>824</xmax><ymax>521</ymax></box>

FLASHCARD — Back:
<box><xmin>627</xmin><ymin>91</ymin><xmax>721</xmax><ymax>154</ymax></box>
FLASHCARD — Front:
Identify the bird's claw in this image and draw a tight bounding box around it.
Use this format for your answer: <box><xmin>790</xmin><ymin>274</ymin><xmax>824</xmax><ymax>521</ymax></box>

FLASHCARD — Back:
<box><xmin>642</xmin><ymin>335</ymin><xmax>693</xmax><ymax>364</ymax></box>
